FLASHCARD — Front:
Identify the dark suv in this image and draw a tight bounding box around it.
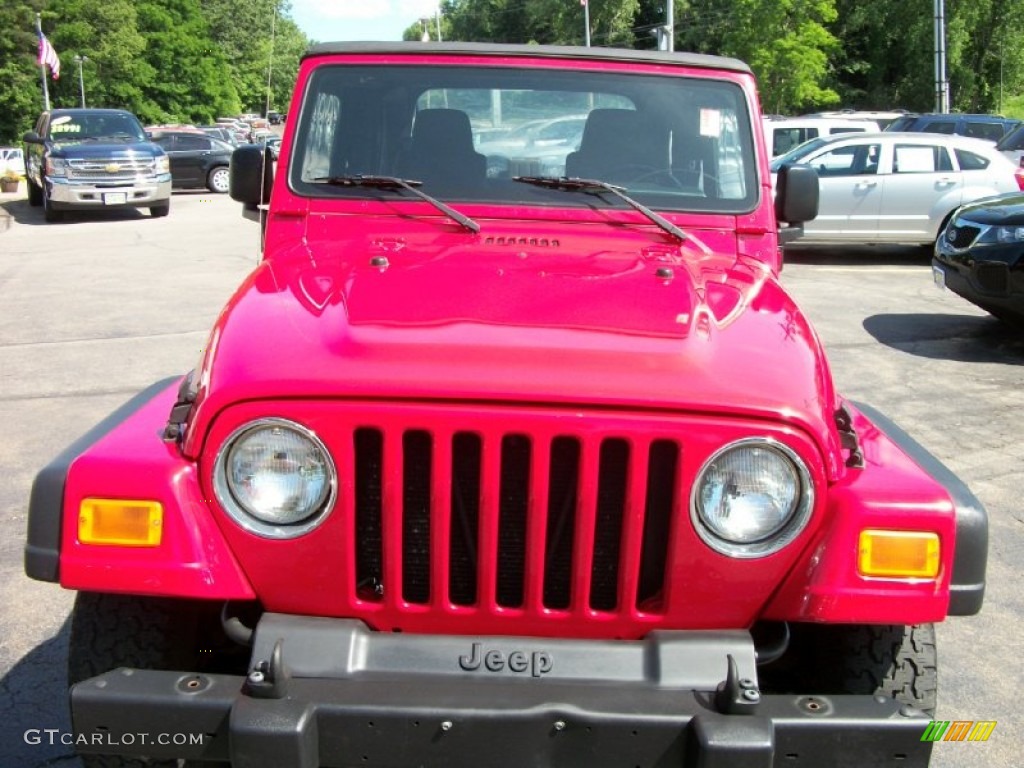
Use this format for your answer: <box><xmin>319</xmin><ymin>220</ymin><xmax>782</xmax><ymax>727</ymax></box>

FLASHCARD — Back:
<box><xmin>149</xmin><ymin>130</ymin><xmax>234</xmax><ymax>193</ymax></box>
<box><xmin>886</xmin><ymin>113</ymin><xmax>1020</xmax><ymax>142</ymax></box>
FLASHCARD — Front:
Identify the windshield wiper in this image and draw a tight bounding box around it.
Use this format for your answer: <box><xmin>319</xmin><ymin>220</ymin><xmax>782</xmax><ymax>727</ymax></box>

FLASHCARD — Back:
<box><xmin>310</xmin><ymin>174</ymin><xmax>480</xmax><ymax>233</ymax></box>
<box><xmin>513</xmin><ymin>176</ymin><xmax>686</xmax><ymax>243</ymax></box>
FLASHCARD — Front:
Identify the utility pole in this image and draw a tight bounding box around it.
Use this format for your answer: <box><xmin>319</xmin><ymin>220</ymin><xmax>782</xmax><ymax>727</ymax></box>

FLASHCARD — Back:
<box><xmin>934</xmin><ymin>0</ymin><xmax>949</xmax><ymax>113</ymax></box>
<box><xmin>436</xmin><ymin>7</ymin><xmax>443</xmax><ymax>42</ymax></box>
<box><xmin>36</xmin><ymin>13</ymin><xmax>51</xmax><ymax>112</ymax></box>
<box><xmin>74</xmin><ymin>55</ymin><xmax>88</xmax><ymax>108</ymax></box>
<box><xmin>584</xmin><ymin>1</ymin><xmax>591</xmax><ymax>47</ymax></box>
<box><xmin>656</xmin><ymin>0</ymin><xmax>675</xmax><ymax>51</ymax></box>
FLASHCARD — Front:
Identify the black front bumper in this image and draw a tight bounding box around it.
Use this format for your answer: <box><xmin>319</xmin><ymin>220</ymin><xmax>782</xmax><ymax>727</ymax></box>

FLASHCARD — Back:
<box><xmin>933</xmin><ymin>248</ymin><xmax>1024</xmax><ymax>322</ymax></box>
<box><xmin>71</xmin><ymin>616</ymin><xmax>933</xmax><ymax>767</ymax></box>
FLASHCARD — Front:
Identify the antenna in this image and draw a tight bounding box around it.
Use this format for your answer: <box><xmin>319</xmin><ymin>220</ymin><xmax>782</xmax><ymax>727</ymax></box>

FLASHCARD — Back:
<box><xmin>258</xmin><ymin>4</ymin><xmax>278</xmax><ymax>261</ymax></box>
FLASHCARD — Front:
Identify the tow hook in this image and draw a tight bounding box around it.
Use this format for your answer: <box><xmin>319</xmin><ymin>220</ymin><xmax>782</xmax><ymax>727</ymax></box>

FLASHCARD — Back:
<box><xmin>715</xmin><ymin>654</ymin><xmax>761</xmax><ymax>714</ymax></box>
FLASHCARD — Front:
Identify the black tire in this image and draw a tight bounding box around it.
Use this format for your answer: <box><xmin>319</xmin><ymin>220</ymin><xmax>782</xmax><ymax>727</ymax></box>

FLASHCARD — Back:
<box><xmin>759</xmin><ymin>623</ymin><xmax>938</xmax><ymax>715</ymax></box>
<box><xmin>27</xmin><ymin>177</ymin><xmax>42</xmax><ymax>206</ymax></box>
<box><xmin>42</xmin><ymin>184</ymin><xmax>62</xmax><ymax>222</ymax></box>
<box><xmin>68</xmin><ymin>592</ymin><xmax>226</xmax><ymax>768</ymax></box>
<box><xmin>150</xmin><ymin>200</ymin><xmax>170</xmax><ymax>218</ymax></box>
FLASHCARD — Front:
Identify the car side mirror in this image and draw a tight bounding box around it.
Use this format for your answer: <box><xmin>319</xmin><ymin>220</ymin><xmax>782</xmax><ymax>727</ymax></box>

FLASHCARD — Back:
<box><xmin>23</xmin><ymin>131</ymin><xmax>42</xmax><ymax>144</ymax></box>
<box><xmin>775</xmin><ymin>163</ymin><xmax>819</xmax><ymax>243</ymax></box>
<box><xmin>230</xmin><ymin>144</ymin><xmax>274</xmax><ymax>221</ymax></box>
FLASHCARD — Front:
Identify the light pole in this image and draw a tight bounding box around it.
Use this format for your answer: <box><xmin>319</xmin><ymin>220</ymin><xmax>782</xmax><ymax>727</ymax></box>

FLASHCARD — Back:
<box><xmin>73</xmin><ymin>55</ymin><xmax>88</xmax><ymax>108</ymax></box>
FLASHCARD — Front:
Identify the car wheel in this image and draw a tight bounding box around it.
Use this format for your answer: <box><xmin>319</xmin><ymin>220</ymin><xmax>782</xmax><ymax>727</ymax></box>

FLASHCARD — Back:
<box><xmin>42</xmin><ymin>184</ymin><xmax>62</xmax><ymax>222</ymax></box>
<box><xmin>150</xmin><ymin>200</ymin><xmax>170</xmax><ymax>218</ymax></box>
<box><xmin>207</xmin><ymin>166</ymin><xmax>230</xmax><ymax>193</ymax></box>
<box><xmin>759</xmin><ymin>623</ymin><xmax>937</xmax><ymax>715</ymax></box>
<box><xmin>68</xmin><ymin>592</ymin><xmax>235</xmax><ymax>767</ymax></box>
<box><xmin>27</xmin><ymin>177</ymin><xmax>42</xmax><ymax>206</ymax></box>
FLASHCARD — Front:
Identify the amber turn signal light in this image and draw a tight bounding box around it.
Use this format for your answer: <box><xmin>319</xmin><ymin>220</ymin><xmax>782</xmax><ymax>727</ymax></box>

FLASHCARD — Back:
<box><xmin>79</xmin><ymin>498</ymin><xmax>163</xmax><ymax>547</ymax></box>
<box><xmin>858</xmin><ymin>529</ymin><xmax>939</xmax><ymax>578</ymax></box>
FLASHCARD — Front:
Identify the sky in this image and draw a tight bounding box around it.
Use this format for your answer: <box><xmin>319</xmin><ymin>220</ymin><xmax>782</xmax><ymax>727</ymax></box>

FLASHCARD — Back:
<box><xmin>289</xmin><ymin>0</ymin><xmax>443</xmax><ymax>43</ymax></box>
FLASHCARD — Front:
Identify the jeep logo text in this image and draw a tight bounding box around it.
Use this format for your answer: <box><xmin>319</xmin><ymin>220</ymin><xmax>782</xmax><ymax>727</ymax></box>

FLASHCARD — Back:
<box><xmin>458</xmin><ymin>643</ymin><xmax>553</xmax><ymax>677</ymax></box>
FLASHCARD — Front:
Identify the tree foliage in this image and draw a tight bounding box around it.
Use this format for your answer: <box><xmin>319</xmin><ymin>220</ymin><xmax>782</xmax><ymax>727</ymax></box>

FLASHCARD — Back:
<box><xmin>4</xmin><ymin>0</ymin><xmax>1024</xmax><ymax>145</ymax></box>
<box><xmin>0</xmin><ymin>0</ymin><xmax>311</xmax><ymax>143</ymax></box>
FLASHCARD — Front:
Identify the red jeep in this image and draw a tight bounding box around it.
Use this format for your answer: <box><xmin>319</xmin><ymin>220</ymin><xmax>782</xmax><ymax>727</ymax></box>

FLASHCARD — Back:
<box><xmin>26</xmin><ymin>43</ymin><xmax>986</xmax><ymax>767</ymax></box>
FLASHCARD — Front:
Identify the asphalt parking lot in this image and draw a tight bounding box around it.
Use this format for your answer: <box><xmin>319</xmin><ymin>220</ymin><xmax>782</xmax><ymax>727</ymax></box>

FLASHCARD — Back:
<box><xmin>0</xmin><ymin>187</ymin><xmax>1020</xmax><ymax>766</ymax></box>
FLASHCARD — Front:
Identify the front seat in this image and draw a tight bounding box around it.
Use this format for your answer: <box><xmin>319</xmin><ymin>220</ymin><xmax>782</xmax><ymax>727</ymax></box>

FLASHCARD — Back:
<box><xmin>397</xmin><ymin>109</ymin><xmax>487</xmax><ymax>194</ymax></box>
<box><xmin>565</xmin><ymin>109</ymin><xmax>669</xmax><ymax>185</ymax></box>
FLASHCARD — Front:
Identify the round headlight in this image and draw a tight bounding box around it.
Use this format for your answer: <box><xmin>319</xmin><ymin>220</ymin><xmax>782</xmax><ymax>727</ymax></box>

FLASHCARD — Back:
<box><xmin>691</xmin><ymin>439</ymin><xmax>813</xmax><ymax>558</ymax></box>
<box><xmin>214</xmin><ymin>419</ymin><xmax>336</xmax><ymax>538</ymax></box>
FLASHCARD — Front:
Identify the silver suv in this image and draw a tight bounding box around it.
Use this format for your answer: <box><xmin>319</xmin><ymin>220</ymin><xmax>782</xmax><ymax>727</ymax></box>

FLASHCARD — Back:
<box><xmin>771</xmin><ymin>132</ymin><xmax>1024</xmax><ymax>245</ymax></box>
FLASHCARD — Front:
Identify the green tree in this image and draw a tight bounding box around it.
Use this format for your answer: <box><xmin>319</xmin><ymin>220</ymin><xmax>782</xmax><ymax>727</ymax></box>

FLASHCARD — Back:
<box><xmin>136</xmin><ymin>0</ymin><xmax>239</xmax><ymax>124</ymax></box>
<box><xmin>430</xmin><ymin>0</ymin><xmax>641</xmax><ymax>47</ymax></box>
<box><xmin>41</xmin><ymin>0</ymin><xmax>151</xmax><ymax>113</ymax></box>
<box><xmin>677</xmin><ymin>0</ymin><xmax>840</xmax><ymax>113</ymax></box>
<box><xmin>201</xmin><ymin>0</ymin><xmax>308</xmax><ymax>115</ymax></box>
<box><xmin>0</xmin><ymin>1</ymin><xmax>47</xmax><ymax>143</ymax></box>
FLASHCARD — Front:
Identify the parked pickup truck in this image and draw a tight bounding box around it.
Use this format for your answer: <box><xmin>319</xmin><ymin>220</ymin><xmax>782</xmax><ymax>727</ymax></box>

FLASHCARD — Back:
<box><xmin>26</xmin><ymin>43</ymin><xmax>987</xmax><ymax>767</ymax></box>
<box><xmin>22</xmin><ymin>107</ymin><xmax>171</xmax><ymax>221</ymax></box>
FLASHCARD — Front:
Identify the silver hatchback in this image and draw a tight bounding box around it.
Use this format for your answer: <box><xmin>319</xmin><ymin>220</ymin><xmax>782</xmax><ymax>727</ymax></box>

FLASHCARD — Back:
<box><xmin>771</xmin><ymin>132</ymin><xmax>1024</xmax><ymax>245</ymax></box>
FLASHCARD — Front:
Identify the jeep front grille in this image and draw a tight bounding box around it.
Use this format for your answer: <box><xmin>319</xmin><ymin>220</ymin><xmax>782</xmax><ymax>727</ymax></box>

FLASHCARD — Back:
<box><xmin>351</xmin><ymin>425</ymin><xmax>678</xmax><ymax>616</ymax></box>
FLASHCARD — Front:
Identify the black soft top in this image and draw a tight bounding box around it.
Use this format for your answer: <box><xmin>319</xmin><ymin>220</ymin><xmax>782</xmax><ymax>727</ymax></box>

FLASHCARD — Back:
<box><xmin>302</xmin><ymin>41</ymin><xmax>752</xmax><ymax>76</ymax></box>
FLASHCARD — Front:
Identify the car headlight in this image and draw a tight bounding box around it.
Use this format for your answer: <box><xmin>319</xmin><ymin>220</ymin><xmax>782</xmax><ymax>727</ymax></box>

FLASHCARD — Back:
<box><xmin>45</xmin><ymin>157</ymin><xmax>68</xmax><ymax>177</ymax></box>
<box><xmin>994</xmin><ymin>226</ymin><xmax>1024</xmax><ymax>243</ymax></box>
<box><xmin>691</xmin><ymin>438</ymin><xmax>813</xmax><ymax>557</ymax></box>
<box><xmin>155</xmin><ymin>155</ymin><xmax>170</xmax><ymax>174</ymax></box>
<box><xmin>213</xmin><ymin>419</ymin><xmax>336</xmax><ymax>538</ymax></box>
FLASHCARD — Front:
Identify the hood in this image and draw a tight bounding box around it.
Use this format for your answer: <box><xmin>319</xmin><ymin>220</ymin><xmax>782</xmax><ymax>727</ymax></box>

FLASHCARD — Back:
<box><xmin>955</xmin><ymin>192</ymin><xmax>1024</xmax><ymax>225</ymax></box>
<box><xmin>48</xmin><ymin>140</ymin><xmax>162</xmax><ymax>158</ymax></box>
<box><xmin>190</xmin><ymin>215</ymin><xmax>838</xmax><ymax>456</ymax></box>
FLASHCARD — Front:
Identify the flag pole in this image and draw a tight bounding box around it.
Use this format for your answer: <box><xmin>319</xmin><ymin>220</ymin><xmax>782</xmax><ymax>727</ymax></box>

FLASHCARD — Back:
<box><xmin>36</xmin><ymin>13</ymin><xmax>51</xmax><ymax>111</ymax></box>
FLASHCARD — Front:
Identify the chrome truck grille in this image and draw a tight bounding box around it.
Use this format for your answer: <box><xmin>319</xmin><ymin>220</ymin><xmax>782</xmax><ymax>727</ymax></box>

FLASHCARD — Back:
<box><xmin>66</xmin><ymin>157</ymin><xmax>156</xmax><ymax>182</ymax></box>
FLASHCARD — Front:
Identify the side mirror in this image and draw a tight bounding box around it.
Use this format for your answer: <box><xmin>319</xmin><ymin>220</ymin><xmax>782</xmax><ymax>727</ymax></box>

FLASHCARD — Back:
<box><xmin>23</xmin><ymin>131</ymin><xmax>43</xmax><ymax>144</ymax></box>
<box><xmin>775</xmin><ymin>163</ymin><xmax>818</xmax><ymax>226</ymax></box>
<box><xmin>230</xmin><ymin>144</ymin><xmax>274</xmax><ymax>219</ymax></box>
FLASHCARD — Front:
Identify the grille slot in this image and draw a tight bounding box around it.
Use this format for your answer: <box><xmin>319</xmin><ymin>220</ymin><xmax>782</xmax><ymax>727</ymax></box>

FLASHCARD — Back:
<box><xmin>401</xmin><ymin>431</ymin><xmax>432</xmax><ymax>604</ymax></box>
<box><xmin>638</xmin><ymin>440</ymin><xmax>678</xmax><ymax>610</ymax></box>
<box><xmin>350</xmin><ymin>426</ymin><xmax>678</xmax><ymax>616</ymax></box>
<box><xmin>543</xmin><ymin>438</ymin><xmax>580</xmax><ymax>609</ymax></box>
<box><xmin>591</xmin><ymin>440</ymin><xmax>629</xmax><ymax>611</ymax></box>
<box><xmin>449</xmin><ymin>433</ymin><xmax>481</xmax><ymax>606</ymax></box>
<box><xmin>354</xmin><ymin>428</ymin><xmax>384</xmax><ymax>601</ymax></box>
<box><xmin>497</xmin><ymin>435</ymin><xmax>531</xmax><ymax>607</ymax></box>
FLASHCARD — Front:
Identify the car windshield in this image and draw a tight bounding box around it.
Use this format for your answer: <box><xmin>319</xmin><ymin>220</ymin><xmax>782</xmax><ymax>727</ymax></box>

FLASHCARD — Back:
<box><xmin>48</xmin><ymin>113</ymin><xmax>146</xmax><ymax>143</ymax></box>
<box><xmin>769</xmin><ymin>136</ymin><xmax>833</xmax><ymax>172</ymax></box>
<box><xmin>291</xmin><ymin>63</ymin><xmax>758</xmax><ymax>213</ymax></box>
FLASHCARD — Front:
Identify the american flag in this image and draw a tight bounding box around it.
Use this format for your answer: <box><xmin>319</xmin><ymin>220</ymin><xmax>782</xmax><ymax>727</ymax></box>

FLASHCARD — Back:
<box><xmin>38</xmin><ymin>32</ymin><xmax>61</xmax><ymax>80</ymax></box>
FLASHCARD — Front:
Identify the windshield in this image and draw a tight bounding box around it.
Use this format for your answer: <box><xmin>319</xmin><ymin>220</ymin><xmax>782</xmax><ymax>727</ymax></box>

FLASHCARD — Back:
<box><xmin>768</xmin><ymin>136</ymin><xmax>833</xmax><ymax>172</ymax></box>
<box><xmin>291</xmin><ymin>63</ymin><xmax>758</xmax><ymax>213</ymax></box>
<box><xmin>48</xmin><ymin>112</ymin><xmax>146</xmax><ymax>143</ymax></box>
